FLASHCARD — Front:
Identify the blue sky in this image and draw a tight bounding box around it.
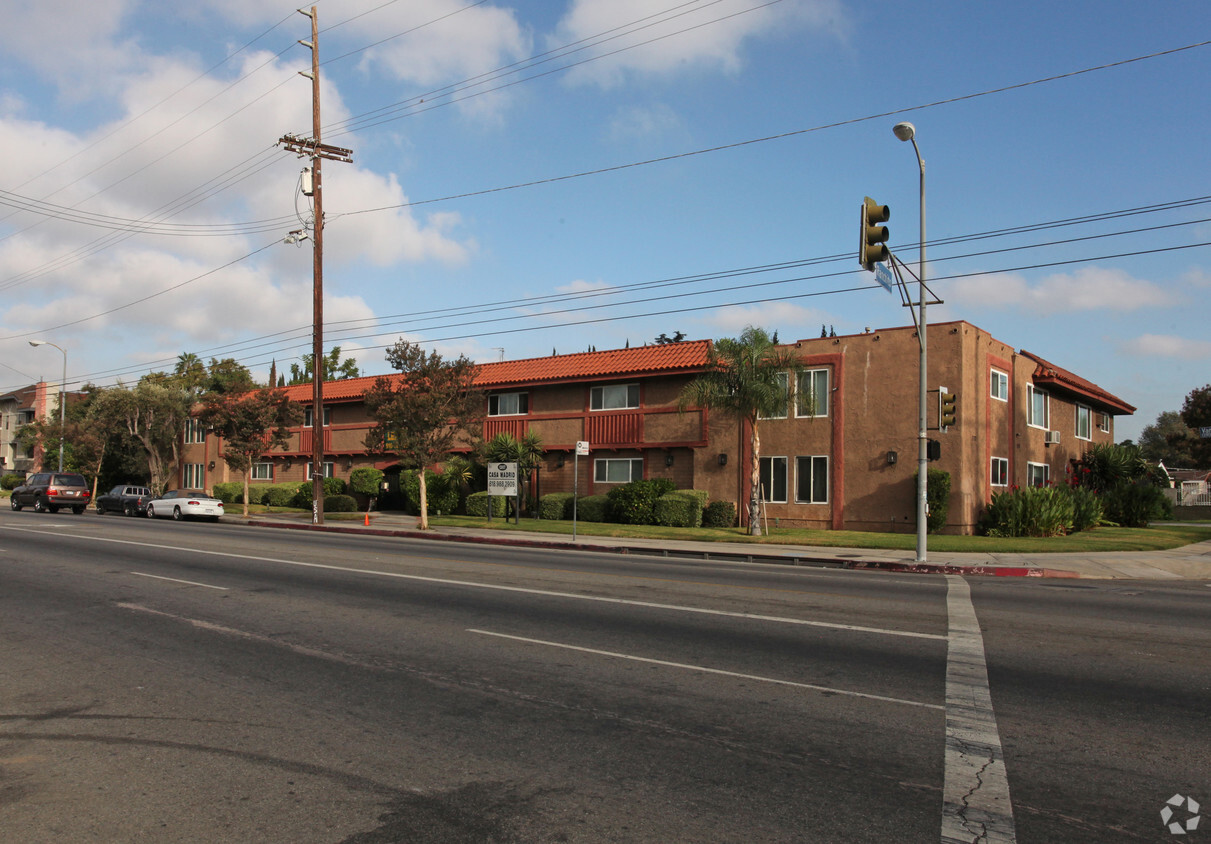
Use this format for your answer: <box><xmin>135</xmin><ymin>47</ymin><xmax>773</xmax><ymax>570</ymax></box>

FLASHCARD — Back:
<box><xmin>1</xmin><ymin>0</ymin><xmax>1208</xmax><ymax>441</ymax></box>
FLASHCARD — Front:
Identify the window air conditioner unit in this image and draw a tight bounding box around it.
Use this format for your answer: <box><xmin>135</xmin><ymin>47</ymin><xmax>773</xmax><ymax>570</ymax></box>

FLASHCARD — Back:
<box><xmin>1044</xmin><ymin>431</ymin><xmax>1061</xmax><ymax>445</ymax></box>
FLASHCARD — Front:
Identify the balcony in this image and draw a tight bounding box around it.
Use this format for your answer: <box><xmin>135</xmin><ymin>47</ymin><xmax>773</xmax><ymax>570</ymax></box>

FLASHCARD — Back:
<box><xmin>585</xmin><ymin>412</ymin><xmax>642</xmax><ymax>446</ymax></box>
<box><xmin>298</xmin><ymin>428</ymin><xmax>332</xmax><ymax>454</ymax></box>
<box><xmin>484</xmin><ymin>417</ymin><xmax>530</xmax><ymax>441</ymax></box>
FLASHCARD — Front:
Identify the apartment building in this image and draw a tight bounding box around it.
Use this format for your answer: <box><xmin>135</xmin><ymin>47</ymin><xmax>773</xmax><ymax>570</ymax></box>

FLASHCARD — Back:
<box><xmin>0</xmin><ymin>382</ymin><xmax>53</xmax><ymax>475</ymax></box>
<box><xmin>181</xmin><ymin>321</ymin><xmax>1133</xmax><ymax>534</ymax></box>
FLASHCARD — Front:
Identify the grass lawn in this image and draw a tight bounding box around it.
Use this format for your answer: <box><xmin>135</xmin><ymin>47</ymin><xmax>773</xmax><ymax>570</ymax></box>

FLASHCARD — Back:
<box><xmin>423</xmin><ymin>514</ymin><xmax>1211</xmax><ymax>553</ymax></box>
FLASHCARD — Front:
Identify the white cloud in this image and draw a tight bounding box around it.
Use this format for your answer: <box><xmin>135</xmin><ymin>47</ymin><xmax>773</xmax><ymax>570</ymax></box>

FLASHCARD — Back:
<box><xmin>1119</xmin><ymin>334</ymin><xmax>1211</xmax><ymax>360</ymax></box>
<box><xmin>551</xmin><ymin>0</ymin><xmax>844</xmax><ymax>87</ymax></box>
<box><xmin>945</xmin><ymin>266</ymin><xmax>1179</xmax><ymax>313</ymax></box>
<box><xmin>699</xmin><ymin>302</ymin><xmax>828</xmax><ymax>338</ymax></box>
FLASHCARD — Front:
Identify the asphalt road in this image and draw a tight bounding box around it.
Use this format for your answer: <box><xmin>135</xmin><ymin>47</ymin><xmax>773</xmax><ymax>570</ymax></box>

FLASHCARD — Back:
<box><xmin>0</xmin><ymin>508</ymin><xmax>1207</xmax><ymax>843</ymax></box>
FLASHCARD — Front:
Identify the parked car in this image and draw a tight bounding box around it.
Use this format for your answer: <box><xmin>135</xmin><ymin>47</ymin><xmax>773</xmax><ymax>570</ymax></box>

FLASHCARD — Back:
<box><xmin>10</xmin><ymin>472</ymin><xmax>92</xmax><ymax>514</ymax></box>
<box><xmin>95</xmin><ymin>484</ymin><xmax>153</xmax><ymax>517</ymax></box>
<box><xmin>145</xmin><ymin>489</ymin><xmax>224</xmax><ymax>521</ymax></box>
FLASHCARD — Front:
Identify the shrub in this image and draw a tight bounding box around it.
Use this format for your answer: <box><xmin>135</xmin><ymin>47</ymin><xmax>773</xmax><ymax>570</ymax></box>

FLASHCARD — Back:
<box><xmin>918</xmin><ymin>468</ymin><xmax>951</xmax><ymax>533</ymax></box>
<box><xmin>349</xmin><ymin>467</ymin><xmax>385</xmax><ymax>501</ymax></box>
<box><xmin>653</xmin><ymin>492</ymin><xmax>704</xmax><ymax>528</ymax></box>
<box><xmin>1100</xmin><ymin>480</ymin><xmax>1168</xmax><ymax>528</ymax></box>
<box><xmin>292</xmin><ymin>476</ymin><xmax>348</xmax><ymax>507</ymax></box>
<box><xmin>265</xmin><ymin>484</ymin><xmax>299</xmax><ymax>507</ymax></box>
<box><xmin>702</xmin><ymin>499</ymin><xmax>737</xmax><ymax>528</ymax></box>
<box><xmin>400</xmin><ymin>469</ymin><xmax>461</xmax><ymax>515</ymax></box>
<box><xmin>538</xmin><ymin>492</ymin><xmax>574</xmax><ymax>520</ymax></box>
<box><xmin>1</xmin><ymin>474</ymin><xmax>22</xmax><ymax>491</ymax></box>
<box><xmin>980</xmin><ymin>486</ymin><xmax>1075</xmax><ymax>537</ymax></box>
<box><xmin>323</xmin><ymin>494</ymin><xmax>358</xmax><ymax>513</ymax></box>
<box><xmin>1067</xmin><ymin>485</ymin><xmax>1105</xmax><ymax>532</ymax></box>
<box><xmin>211</xmin><ymin>481</ymin><xmax>246</xmax><ymax>505</ymax></box>
<box><xmin>576</xmin><ymin>494</ymin><xmax>610</xmax><ymax>522</ymax></box>
<box><xmin>606</xmin><ymin>478</ymin><xmax>677</xmax><ymax>525</ymax></box>
<box><xmin>465</xmin><ymin>490</ymin><xmax>515</xmax><ymax>518</ymax></box>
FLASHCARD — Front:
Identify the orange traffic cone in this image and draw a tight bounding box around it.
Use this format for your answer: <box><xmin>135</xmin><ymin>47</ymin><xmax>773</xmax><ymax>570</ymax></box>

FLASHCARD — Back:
<box><xmin>364</xmin><ymin>512</ymin><xmax>370</xmax><ymax>526</ymax></box>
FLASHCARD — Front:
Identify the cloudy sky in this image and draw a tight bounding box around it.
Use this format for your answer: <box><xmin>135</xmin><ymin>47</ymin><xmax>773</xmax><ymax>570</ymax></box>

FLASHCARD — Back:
<box><xmin>2</xmin><ymin>0</ymin><xmax>1208</xmax><ymax>440</ymax></box>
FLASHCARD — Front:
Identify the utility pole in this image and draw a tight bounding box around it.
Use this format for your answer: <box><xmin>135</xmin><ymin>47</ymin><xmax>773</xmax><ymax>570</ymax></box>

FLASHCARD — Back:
<box><xmin>279</xmin><ymin>6</ymin><xmax>352</xmax><ymax>525</ymax></box>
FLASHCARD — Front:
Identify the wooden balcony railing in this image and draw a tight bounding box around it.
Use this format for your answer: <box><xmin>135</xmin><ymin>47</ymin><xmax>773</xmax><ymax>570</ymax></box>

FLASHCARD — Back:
<box><xmin>484</xmin><ymin>417</ymin><xmax>530</xmax><ymax>440</ymax></box>
<box><xmin>584</xmin><ymin>412</ymin><xmax>642</xmax><ymax>446</ymax></box>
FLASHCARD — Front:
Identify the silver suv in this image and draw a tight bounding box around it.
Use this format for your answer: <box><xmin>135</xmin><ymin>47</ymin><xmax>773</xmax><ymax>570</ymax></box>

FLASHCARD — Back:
<box><xmin>10</xmin><ymin>472</ymin><xmax>92</xmax><ymax>514</ymax></box>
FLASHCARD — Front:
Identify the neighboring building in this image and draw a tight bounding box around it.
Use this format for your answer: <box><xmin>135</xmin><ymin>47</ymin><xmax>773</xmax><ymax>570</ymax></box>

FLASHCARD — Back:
<box><xmin>181</xmin><ymin>320</ymin><xmax>1134</xmax><ymax>534</ymax></box>
<box><xmin>0</xmin><ymin>382</ymin><xmax>53</xmax><ymax>475</ymax></box>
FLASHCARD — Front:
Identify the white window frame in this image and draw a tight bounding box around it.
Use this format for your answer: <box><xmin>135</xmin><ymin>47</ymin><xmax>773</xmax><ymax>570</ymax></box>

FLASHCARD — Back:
<box><xmin>251</xmin><ymin>462</ymin><xmax>273</xmax><ymax>481</ymax></box>
<box><xmin>1098</xmin><ymin>413</ymin><xmax>1111</xmax><ymax>433</ymax></box>
<box><xmin>991</xmin><ymin>457</ymin><xmax>1009</xmax><ymax>487</ymax></box>
<box><xmin>488</xmin><ymin>392</ymin><xmax>529</xmax><ymax>416</ymax></box>
<box><xmin>1027</xmin><ymin>462</ymin><xmax>1049</xmax><ymax>488</ymax></box>
<box><xmin>759</xmin><ymin>456</ymin><xmax>788</xmax><ymax>503</ymax></box>
<box><xmin>1027</xmin><ymin>385</ymin><xmax>1049</xmax><ymax>430</ymax></box>
<box><xmin>590</xmin><ymin>383</ymin><xmax>640</xmax><ymax>411</ymax></box>
<box><xmin>304</xmin><ymin>406</ymin><xmax>331</xmax><ymax>427</ymax></box>
<box><xmin>183</xmin><ymin>463</ymin><xmax>205</xmax><ymax>488</ymax></box>
<box><xmin>593</xmin><ymin>457</ymin><xmax>643</xmax><ymax>483</ymax></box>
<box><xmin>795</xmin><ymin>369</ymin><xmax>830</xmax><ymax>418</ymax></box>
<box><xmin>759</xmin><ymin>372</ymin><xmax>790</xmax><ymax>420</ymax></box>
<box><xmin>305</xmin><ymin>461</ymin><xmax>335</xmax><ymax>479</ymax></box>
<box><xmin>990</xmin><ymin>369</ymin><xmax>1009</xmax><ymax>402</ymax></box>
<box><xmin>1075</xmin><ymin>404</ymin><xmax>1092</xmax><ymax>441</ymax></box>
<box><xmin>184</xmin><ymin>418</ymin><xmax>205</xmax><ymax>443</ymax></box>
<box><xmin>794</xmin><ymin>455</ymin><xmax>828</xmax><ymax>504</ymax></box>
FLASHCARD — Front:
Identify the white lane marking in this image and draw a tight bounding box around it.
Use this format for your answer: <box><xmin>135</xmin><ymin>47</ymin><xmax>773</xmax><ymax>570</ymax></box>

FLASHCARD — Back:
<box><xmin>130</xmin><ymin>571</ymin><xmax>228</xmax><ymax>590</ymax></box>
<box><xmin>941</xmin><ymin>575</ymin><xmax>1017</xmax><ymax>843</ymax></box>
<box><xmin>2</xmin><ymin>526</ymin><xmax>943</xmax><ymax>641</ymax></box>
<box><xmin>469</xmin><ymin>629</ymin><xmax>944</xmax><ymax>711</ymax></box>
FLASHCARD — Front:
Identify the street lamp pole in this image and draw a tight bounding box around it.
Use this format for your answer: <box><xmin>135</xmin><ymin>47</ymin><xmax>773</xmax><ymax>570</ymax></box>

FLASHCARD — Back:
<box><xmin>893</xmin><ymin>121</ymin><xmax>928</xmax><ymax>563</ymax></box>
<box><xmin>29</xmin><ymin>339</ymin><xmax>66</xmax><ymax>472</ymax></box>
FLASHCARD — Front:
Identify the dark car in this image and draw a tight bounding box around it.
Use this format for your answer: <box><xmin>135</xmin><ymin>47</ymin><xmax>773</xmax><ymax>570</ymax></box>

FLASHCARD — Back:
<box><xmin>95</xmin><ymin>484</ymin><xmax>153</xmax><ymax>517</ymax></box>
<box><xmin>10</xmin><ymin>472</ymin><xmax>92</xmax><ymax>514</ymax></box>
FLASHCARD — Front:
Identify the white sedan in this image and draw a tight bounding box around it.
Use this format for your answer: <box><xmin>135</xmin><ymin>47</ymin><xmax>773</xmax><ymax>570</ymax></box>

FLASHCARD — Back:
<box><xmin>145</xmin><ymin>489</ymin><xmax>224</xmax><ymax>521</ymax></box>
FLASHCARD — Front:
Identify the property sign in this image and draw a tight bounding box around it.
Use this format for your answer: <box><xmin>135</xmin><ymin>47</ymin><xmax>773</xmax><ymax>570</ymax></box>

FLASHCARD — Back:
<box><xmin>575</xmin><ymin>440</ymin><xmax>590</xmax><ymax>456</ymax></box>
<box><xmin>487</xmin><ymin>462</ymin><xmax>518</xmax><ymax>495</ymax></box>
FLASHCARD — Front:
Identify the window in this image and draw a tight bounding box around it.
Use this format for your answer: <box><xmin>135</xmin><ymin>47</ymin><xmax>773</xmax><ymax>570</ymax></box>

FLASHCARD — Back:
<box><xmin>306</xmin><ymin>461</ymin><xmax>335</xmax><ymax>479</ymax></box>
<box><xmin>304</xmin><ymin>406</ymin><xmax>331</xmax><ymax>427</ymax></box>
<box><xmin>184</xmin><ymin>418</ymin><xmax>205</xmax><ymax>443</ymax></box>
<box><xmin>1027</xmin><ymin>462</ymin><xmax>1049</xmax><ymax>488</ymax></box>
<box><xmin>759</xmin><ymin>372</ymin><xmax>790</xmax><ymax>419</ymax></box>
<box><xmin>590</xmin><ymin>383</ymin><xmax>640</xmax><ymax>411</ymax></box>
<box><xmin>594</xmin><ymin>457</ymin><xmax>642</xmax><ymax>483</ymax></box>
<box><xmin>183</xmin><ymin>463</ymin><xmax>205</xmax><ymax>487</ymax></box>
<box><xmin>795</xmin><ymin>369</ymin><xmax>830</xmax><ymax>418</ymax></box>
<box><xmin>991</xmin><ymin>457</ymin><xmax>1009</xmax><ymax>487</ymax></box>
<box><xmin>990</xmin><ymin>369</ymin><xmax>1009</xmax><ymax>402</ymax></box>
<box><xmin>488</xmin><ymin>392</ymin><xmax>529</xmax><ymax>416</ymax></box>
<box><xmin>1027</xmin><ymin>385</ymin><xmax>1049</xmax><ymax>429</ymax></box>
<box><xmin>251</xmin><ymin>462</ymin><xmax>273</xmax><ymax>481</ymax></box>
<box><xmin>795</xmin><ymin>455</ymin><xmax>828</xmax><ymax>503</ymax></box>
<box><xmin>1075</xmin><ymin>405</ymin><xmax>1092</xmax><ymax>441</ymax></box>
<box><xmin>759</xmin><ymin>456</ymin><xmax>788</xmax><ymax>503</ymax></box>
<box><xmin>1099</xmin><ymin>413</ymin><xmax>1111</xmax><ymax>433</ymax></box>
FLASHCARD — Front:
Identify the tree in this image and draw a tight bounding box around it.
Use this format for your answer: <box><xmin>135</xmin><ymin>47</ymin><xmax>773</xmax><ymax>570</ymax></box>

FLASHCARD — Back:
<box><xmin>362</xmin><ymin>340</ymin><xmax>483</xmax><ymax>530</ymax></box>
<box><xmin>678</xmin><ymin>326</ymin><xmax>804</xmax><ymax>536</ymax></box>
<box><xmin>289</xmin><ymin>347</ymin><xmax>361</xmax><ymax>385</ymax></box>
<box><xmin>349</xmin><ymin>466</ymin><xmax>385</xmax><ymax>513</ymax></box>
<box><xmin>1180</xmin><ymin>384</ymin><xmax>1211</xmax><ymax>468</ymax></box>
<box><xmin>1138</xmin><ymin>410</ymin><xmax>1198</xmax><ymax>467</ymax></box>
<box><xmin>654</xmin><ymin>331</ymin><xmax>686</xmax><ymax>345</ymax></box>
<box><xmin>111</xmin><ymin>375</ymin><xmax>195</xmax><ymax>495</ymax></box>
<box><xmin>198</xmin><ymin>388</ymin><xmax>302</xmax><ymax>516</ymax></box>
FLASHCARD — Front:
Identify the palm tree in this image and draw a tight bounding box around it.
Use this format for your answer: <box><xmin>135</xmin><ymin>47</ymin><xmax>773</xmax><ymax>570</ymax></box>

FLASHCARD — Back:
<box><xmin>679</xmin><ymin>326</ymin><xmax>804</xmax><ymax>536</ymax></box>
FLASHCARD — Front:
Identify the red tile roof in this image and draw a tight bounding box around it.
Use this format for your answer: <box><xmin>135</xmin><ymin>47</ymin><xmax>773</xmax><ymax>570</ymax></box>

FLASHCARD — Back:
<box><xmin>271</xmin><ymin>341</ymin><xmax>713</xmax><ymax>403</ymax></box>
<box><xmin>1020</xmin><ymin>350</ymin><xmax>1135</xmax><ymax>414</ymax></box>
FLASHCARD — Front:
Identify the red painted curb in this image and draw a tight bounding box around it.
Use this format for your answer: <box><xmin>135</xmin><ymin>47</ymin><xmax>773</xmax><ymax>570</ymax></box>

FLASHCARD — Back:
<box><xmin>243</xmin><ymin>519</ymin><xmax>1080</xmax><ymax>578</ymax></box>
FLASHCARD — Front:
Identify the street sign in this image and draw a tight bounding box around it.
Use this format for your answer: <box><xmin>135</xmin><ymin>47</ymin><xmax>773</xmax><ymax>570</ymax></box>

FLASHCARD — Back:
<box><xmin>1200</xmin><ymin>426</ymin><xmax>1211</xmax><ymax>439</ymax></box>
<box><xmin>576</xmin><ymin>440</ymin><xmax>590</xmax><ymax>456</ymax></box>
<box><xmin>874</xmin><ymin>262</ymin><xmax>895</xmax><ymax>293</ymax></box>
<box><xmin>487</xmin><ymin>462</ymin><xmax>518</xmax><ymax>495</ymax></box>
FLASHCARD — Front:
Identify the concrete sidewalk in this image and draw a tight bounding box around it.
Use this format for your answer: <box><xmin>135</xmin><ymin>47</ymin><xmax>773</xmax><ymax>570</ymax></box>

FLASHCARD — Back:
<box><xmin>240</xmin><ymin>512</ymin><xmax>1211</xmax><ymax>581</ymax></box>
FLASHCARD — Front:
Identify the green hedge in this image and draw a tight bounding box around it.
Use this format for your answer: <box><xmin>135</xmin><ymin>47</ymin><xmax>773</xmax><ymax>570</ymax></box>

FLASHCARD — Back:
<box><xmin>264</xmin><ymin>484</ymin><xmax>300</xmax><ymax>507</ymax></box>
<box><xmin>653</xmin><ymin>491</ymin><xmax>704</xmax><ymax>528</ymax></box>
<box><xmin>606</xmin><ymin>478</ymin><xmax>677</xmax><ymax>524</ymax></box>
<box><xmin>702</xmin><ymin>500</ymin><xmax>736</xmax><ymax>528</ymax></box>
<box><xmin>1</xmin><ymin>474</ymin><xmax>23</xmax><ymax>491</ymax></box>
<box><xmin>576</xmin><ymin>494</ymin><xmax>610</xmax><ymax>522</ymax></box>
<box><xmin>211</xmin><ymin>481</ymin><xmax>246</xmax><ymax>504</ymax></box>
<box><xmin>465</xmin><ymin>490</ymin><xmax>515</xmax><ymax>518</ymax></box>
<box><xmin>324</xmin><ymin>494</ymin><xmax>358</xmax><ymax>513</ymax></box>
<box><xmin>538</xmin><ymin>492</ymin><xmax>574</xmax><ymax>520</ymax></box>
<box><xmin>400</xmin><ymin>470</ymin><xmax>461</xmax><ymax>515</ymax></box>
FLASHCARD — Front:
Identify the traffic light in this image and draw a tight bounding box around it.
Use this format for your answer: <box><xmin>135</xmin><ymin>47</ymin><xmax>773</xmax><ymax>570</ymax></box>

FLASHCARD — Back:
<box><xmin>927</xmin><ymin>439</ymin><xmax>941</xmax><ymax>461</ymax></box>
<box><xmin>939</xmin><ymin>389</ymin><xmax>957</xmax><ymax>430</ymax></box>
<box><xmin>860</xmin><ymin>196</ymin><xmax>890</xmax><ymax>271</ymax></box>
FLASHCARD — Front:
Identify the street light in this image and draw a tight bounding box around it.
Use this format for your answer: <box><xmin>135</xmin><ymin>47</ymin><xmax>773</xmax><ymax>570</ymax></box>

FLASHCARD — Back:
<box><xmin>29</xmin><ymin>339</ymin><xmax>66</xmax><ymax>472</ymax></box>
<box><xmin>893</xmin><ymin>121</ymin><xmax>929</xmax><ymax>563</ymax></box>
